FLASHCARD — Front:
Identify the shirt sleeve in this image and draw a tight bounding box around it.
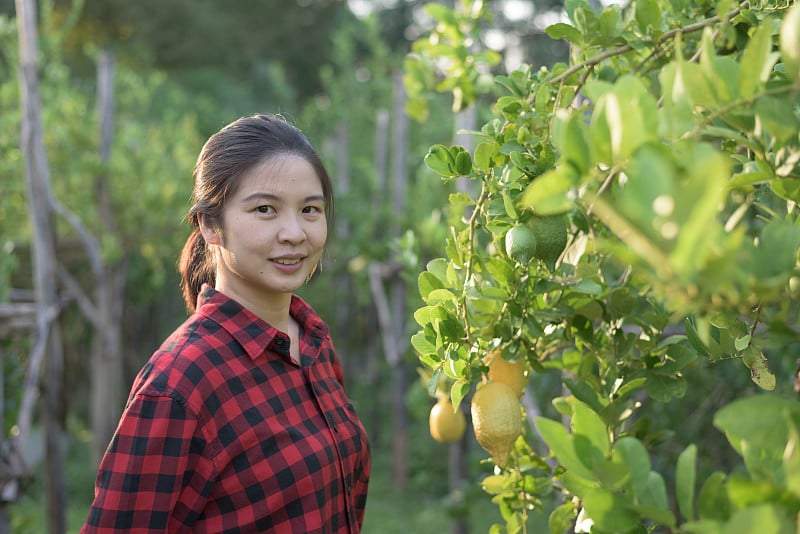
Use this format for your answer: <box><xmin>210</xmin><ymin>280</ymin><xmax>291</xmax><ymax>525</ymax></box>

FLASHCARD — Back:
<box><xmin>81</xmin><ymin>392</ymin><xmax>215</xmax><ymax>533</ymax></box>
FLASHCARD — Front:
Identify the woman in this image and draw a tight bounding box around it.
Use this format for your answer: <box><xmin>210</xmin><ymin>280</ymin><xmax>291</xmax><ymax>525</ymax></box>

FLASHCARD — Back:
<box><xmin>82</xmin><ymin>114</ymin><xmax>371</xmax><ymax>533</ymax></box>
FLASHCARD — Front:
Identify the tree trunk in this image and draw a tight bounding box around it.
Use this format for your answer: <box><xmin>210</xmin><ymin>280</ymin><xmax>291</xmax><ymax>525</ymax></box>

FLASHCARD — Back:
<box><xmin>388</xmin><ymin>71</ymin><xmax>409</xmax><ymax>490</ymax></box>
<box><xmin>364</xmin><ymin>109</ymin><xmax>390</xmax><ymax>447</ymax></box>
<box><xmin>15</xmin><ymin>0</ymin><xmax>67</xmax><ymax>531</ymax></box>
<box><xmin>332</xmin><ymin>121</ymin><xmax>354</xmax><ymax>386</ymax></box>
<box><xmin>90</xmin><ymin>49</ymin><xmax>126</xmax><ymax>469</ymax></box>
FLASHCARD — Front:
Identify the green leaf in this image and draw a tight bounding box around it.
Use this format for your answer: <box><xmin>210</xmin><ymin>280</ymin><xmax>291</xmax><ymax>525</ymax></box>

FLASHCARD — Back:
<box><xmin>582</xmin><ymin>488</ymin><xmax>639</xmax><ymax>532</ymax></box>
<box><xmin>680</xmin><ymin>519</ymin><xmax>725</xmax><ymax>534</ymax></box>
<box><xmin>552</xmin><ymin>109</ymin><xmax>590</xmax><ymax>174</ymax></box>
<box><xmin>601</xmin><ymin>75</ymin><xmax>659</xmax><ymax>163</ymax></box>
<box><xmin>784</xmin><ymin>414</ymin><xmax>800</xmax><ymax>498</ymax></box>
<box><xmin>425</xmin><ymin>144</ymin><xmax>456</xmax><ymax>176</ymax></box>
<box><xmin>632</xmin><ymin>503</ymin><xmax>675</xmax><ymax>527</ymax></box>
<box><xmin>520</xmin><ymin>166</ymin><xmax>575</xmax><ymax>215</ymax></box>
<box><xmin>755</xmin><ymin>96</ymin><xmax>800</xmax><ymax>144</ymax></box>
<box><xmin>548</xmin><ymin>503</ymin><xmax>576</xmax><ymax>534</ymax></box>
<box><xmin>545</xmin><ymin>22</ymin><xmax>584</xmax><ymax>44</ymax></box>
<box><xmin>771</xmin><ymin>177</ymin><xmax>800</xmax><ymax>202</ymax></box>
<box><xmin>536</xmin><ymin>416</ymin><xmax>595</xmax><ymax>480</ymax></box>
<box><xmin>426</xmin><ymin>288</ymin><xmax>458</xmax><ymax>306</ymax></box>
<box><xmin>734</xmin><ymin>334</ymin><xmax>751</xmax><ymax>352</ymax></box>
<box><xmin>450</xmin><ymin>379</ymin><xmax>470</xmax><ymax>411</ymax></box>
<box><xmin>428</xmin><ymin>366</ymin><xmax>443</xmax><ymax>397</ymax></box>
<box><xmin>645</xmin><ymin>372</ymin><xmax>687</xmax><ymax>401</ymax></box>
<box><xmin>779</xmin><ymin>2</ymin><xmax>800</xmax><ymax>82</ymax></box>
<box><xmin>502</xmin><ymin>190</ymin><xmax>518</xmax><ymax>219</ymax></box>
<box><xmin>638</xmin><ymin>471</ymin><xmax>669</xmax><ymax>510</ymax></box>
<box><xmin>418</xmin><ymin>271</ymin><xmax>445</xmax><ymax>301</ymax></box>
<box><xmin>739</xmin><ymin>22</ymin><xmax>776</xmax><ymax>99</ymax></box>
<box><xmin>668</xmin><ymin>144</ymin><xmax>730</xmax><ymax>272</ymax></box>
<box><xmin>570</xmin><ymin>400</ymin><xmax>610</xmax><ymax>457</ymax></box>
<box><xmin>659</xmin><ymin>63</ymin><xmax>702</xmax><ymax>137</ymax></box>
<box><xmin>613</xmin><ymin>437</ymin><xmax>651</xmax><ymax>498</ymax></box>
<box><xmin>411</xmin><ymin>331</ymin><xmax>437</xmax><ymax>357</ymax></box>
<box><xmin>635</xmin><ymin>0</ymin><xmax>661</xmax><ymax>34</ymax></box>
<box><xmin>413</xmin><ymin>305</ymin><xmax>465</xmax><ymax>341</ymax></box>
<box><xmin>714</xmin><ymin>395</ymin><xmax>800</xmax><ymax>478</ymax></box>
<box><xmin>474</xmin><ymin>141</ymin><xmax>498</xmax><ymax>172</ymax></box>
<box><xmin>697</xmin><ymin>472</ymin><xmax>730</xmax><ymax>521</ymax></box>
<box><xmin>480</xmin><ymin>474</ymin><xmax>506</xmax><ymax>495</ymax></box>
<box><xmin>425</xmin><ymin>258</ymin><xmax>449</xmax><ymax>284</ymax></box>
<box><xmin>677</xmin><ymin>444</ymin><xmax>697</xmax><ymax>521</ymax></box>
<box><xmin>571</xmin><ymin>279</ymin><xmax>604</xmax><ymax>296</ymax></box>
<box><xmin>723</xmin><ymin>504</ymin><xmax>796</xmax><ymax>534</ymax></box>
<box><xmin>534</xmin><ymin>84</ymin><xmax>552</xmax><ymax>114</ymax></box>
<box><xmin>677</xmin><ymin>60</ymin><xmax>718</xmax><ymax>108</ymax></box>
<box><xmin>560</xmin><ymin>470</ymin><xmax>600</xmax><ymax>500</ymax></box>
<box><xmin>563</xmin><ymin>379</ymin><xmax>606</xmax><ymax>414</ymax></box>
<box><xmin>685</xmin><ymin>316</ymin><xmax>714</xmax><ymax>359</ymax></box>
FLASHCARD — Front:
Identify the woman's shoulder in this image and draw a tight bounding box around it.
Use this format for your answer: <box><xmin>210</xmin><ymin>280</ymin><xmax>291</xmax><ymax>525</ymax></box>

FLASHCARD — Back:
<box><xmin>131</xmin><ymin>314</ymin><xmax>240</xmax><ymax>407</ymax></box>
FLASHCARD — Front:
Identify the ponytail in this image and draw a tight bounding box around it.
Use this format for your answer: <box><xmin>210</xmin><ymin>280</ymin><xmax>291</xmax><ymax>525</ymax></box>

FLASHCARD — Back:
<box><xmin>178</xmin><ymin>228</ymin><xmax>215</xmax><ymax>313</ymax></box>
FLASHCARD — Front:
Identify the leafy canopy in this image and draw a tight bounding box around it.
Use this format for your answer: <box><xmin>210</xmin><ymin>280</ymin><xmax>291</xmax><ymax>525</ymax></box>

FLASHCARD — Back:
<box><xmin>406</xmin><ymin>0</ymin><xmax>800</xmax><ymax>531</ymax></box>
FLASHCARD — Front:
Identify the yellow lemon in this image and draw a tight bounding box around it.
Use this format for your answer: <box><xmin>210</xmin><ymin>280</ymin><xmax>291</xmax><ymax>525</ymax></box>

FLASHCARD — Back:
<box><xmin>484</xmin><ymin>350</ymin><xmax>528</xmax><ymax>398</ymax></box>
<box><xmin>471</xmin><ymin>382</ymin><xmax>522</xmax><ymax>468</ymax></box>
<box><xmin>429</xmin><ymin>397</ymin><xmax>467</xmax><ymax>443</ymax></box>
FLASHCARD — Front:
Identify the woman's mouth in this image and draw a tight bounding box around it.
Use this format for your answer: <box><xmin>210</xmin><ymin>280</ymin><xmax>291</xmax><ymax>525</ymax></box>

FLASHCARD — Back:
<box><xmin>273</xmin><ymin>258</ymin><xmax>302</xmax><ymax>265</ymax></box>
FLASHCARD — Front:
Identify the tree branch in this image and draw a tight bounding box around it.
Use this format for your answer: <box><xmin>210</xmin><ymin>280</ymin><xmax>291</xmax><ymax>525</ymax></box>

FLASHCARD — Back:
<box><xmin>550</xmin><ymin>2</ymin><xmax>747</xmax><ymax>85</ymax></box>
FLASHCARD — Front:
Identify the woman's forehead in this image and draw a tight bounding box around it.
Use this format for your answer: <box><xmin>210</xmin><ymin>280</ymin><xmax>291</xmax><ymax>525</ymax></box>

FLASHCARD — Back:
<box><xmin>237</xmin><ymin>155</ymin><xmax>324</xmax><ymax>197</ymax></box>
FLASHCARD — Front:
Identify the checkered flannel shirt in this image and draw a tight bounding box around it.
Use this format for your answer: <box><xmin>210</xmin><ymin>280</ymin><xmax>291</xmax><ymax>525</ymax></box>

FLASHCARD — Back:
<box><xmin>82</xmin><ymin>285</ymin><xmax>370</xmax><ymax>533</ymax></box>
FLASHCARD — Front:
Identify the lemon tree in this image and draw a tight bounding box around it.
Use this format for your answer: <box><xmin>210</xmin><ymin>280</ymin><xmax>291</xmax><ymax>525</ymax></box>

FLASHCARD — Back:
<box><xmin>409</xmin><ymin>0</ymin><xmax>800</xmax><ymax>532</ymax></box>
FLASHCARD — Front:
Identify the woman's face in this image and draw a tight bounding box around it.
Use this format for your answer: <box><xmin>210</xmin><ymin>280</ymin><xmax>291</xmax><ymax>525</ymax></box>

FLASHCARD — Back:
<box><xmin>201</xmin><ymin>154</ymin><xmax>328</xmax><ymax>305</ymax></box>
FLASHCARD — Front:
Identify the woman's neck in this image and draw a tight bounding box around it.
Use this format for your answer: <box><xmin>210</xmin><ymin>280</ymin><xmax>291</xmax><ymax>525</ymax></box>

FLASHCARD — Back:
<box><xmin>215</xmin><ymin>282</ymin><xmax>293</xmax><ymax>333</ymax></box>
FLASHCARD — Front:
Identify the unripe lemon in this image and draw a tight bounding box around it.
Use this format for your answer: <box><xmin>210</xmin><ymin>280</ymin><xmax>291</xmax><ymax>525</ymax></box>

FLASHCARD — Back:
<box><xmin>429</xmin><ymin>397</ymin><xmax>467</xmax><ymax>443</ymax></box>
<box><xmin>483</xmin><ymin>350</ymin><xmax>528</xmax><ymax>398</ymax></box>
<box><xmin>529</xmin><ymin>215</ymin><xmax>568</xmax><ymax>270</ymax></box>
<box><xmin>471</xmin><ymin>382</ymin><xmax>522</xmax><ymax>468</ymax></box>
<box><xmin>505</xmin><ymin>224</ymin><xmax>537</xmax><ymax>264</ymax></box>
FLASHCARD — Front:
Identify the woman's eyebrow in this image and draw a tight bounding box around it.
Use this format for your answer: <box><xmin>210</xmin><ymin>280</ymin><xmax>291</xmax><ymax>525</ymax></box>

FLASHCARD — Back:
<box><xmin>241</xmin><ymin>192</ymin><xmax>325</xmax><ymax>203</ymax></box>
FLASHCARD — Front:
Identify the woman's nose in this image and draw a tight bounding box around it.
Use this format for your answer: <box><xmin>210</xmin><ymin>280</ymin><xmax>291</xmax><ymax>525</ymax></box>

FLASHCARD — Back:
<box><xmin>278</xmin><ymin>214</ymin><xmax>306</xmax><ymax>243</ymax></box>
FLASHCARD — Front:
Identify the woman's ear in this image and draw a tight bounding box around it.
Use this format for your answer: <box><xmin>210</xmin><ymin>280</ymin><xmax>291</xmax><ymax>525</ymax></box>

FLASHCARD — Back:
<box><xmin>198</xmin><ymin>213</ymin><xmax>222</xmax><ymax>246</ymax></box>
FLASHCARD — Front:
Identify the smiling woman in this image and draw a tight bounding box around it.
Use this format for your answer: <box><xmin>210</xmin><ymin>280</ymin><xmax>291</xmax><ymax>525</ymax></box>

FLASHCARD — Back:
<box><xmin>81</xmin><ymin>114</ymin><xmax>371</xmax><ymax>533</ymax></box>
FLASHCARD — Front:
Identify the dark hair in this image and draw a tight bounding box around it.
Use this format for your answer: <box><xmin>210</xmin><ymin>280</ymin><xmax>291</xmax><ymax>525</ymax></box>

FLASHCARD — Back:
<box><xmin>178</xmin><ymin>113</ymin><xmax>334</xmax><ymax>312</ymax></box>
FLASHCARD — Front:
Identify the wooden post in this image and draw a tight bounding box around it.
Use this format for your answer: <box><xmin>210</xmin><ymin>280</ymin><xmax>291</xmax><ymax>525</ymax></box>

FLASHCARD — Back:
<box><xmin>366</xmin><ymin>73</ymin><xmax>411</xmax><ymax>490</ymax></box>
<box><xmin>364</xmin><ymin>109</ymin><xmax>390</xmax><ymax>447</ymax></box>
<box><xmin>388</xmin><ymin>70</ymin><xmax>409</xmax><ymax>490</ymax></box>
<box><xmin>90</xmin><ymin>49</ymin><xmax>127</xmax><ymax>469</ymax></box>
<box><xmin>15</xmin><ymin>0</ymin><xmax>67</xmax><ymax>531</ymax></box>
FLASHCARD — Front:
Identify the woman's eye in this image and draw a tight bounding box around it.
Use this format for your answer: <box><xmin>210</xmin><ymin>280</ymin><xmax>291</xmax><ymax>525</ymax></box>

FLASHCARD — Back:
<box><xmin>303</xmin><ymin>206</ymin><xmax>322</xmax><ymax>214</ymax></box>
<box><xmin>256</xmin><ymin>205</ymin><xmax>274</xmax><ymax>214</ymax></box>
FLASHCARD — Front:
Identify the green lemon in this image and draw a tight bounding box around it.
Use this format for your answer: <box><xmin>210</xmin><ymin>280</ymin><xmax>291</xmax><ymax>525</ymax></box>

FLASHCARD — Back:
<box><xmin>529</xmin><ymin>215</ymin><xmax>568</xmax><ymax>270</ymax></box>
<box><xmin>505</xmin><ymin>224</ymin><xmax>537</xmax><ymax>265</ymax></box>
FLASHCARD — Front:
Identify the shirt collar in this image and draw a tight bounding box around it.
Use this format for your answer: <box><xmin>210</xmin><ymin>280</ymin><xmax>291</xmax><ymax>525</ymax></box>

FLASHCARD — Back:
<box><xmin>195</xmin><ymin>284</ymin><xmax>329</xmax><ymax>361</ymax></box>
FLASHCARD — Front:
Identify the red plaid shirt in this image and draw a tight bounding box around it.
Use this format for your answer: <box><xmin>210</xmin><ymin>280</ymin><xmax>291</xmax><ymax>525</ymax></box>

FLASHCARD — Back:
<box><xmin>82</xmin><ymin>286</ymin><xmax>370</xmax><ymax>533</ymax></box>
